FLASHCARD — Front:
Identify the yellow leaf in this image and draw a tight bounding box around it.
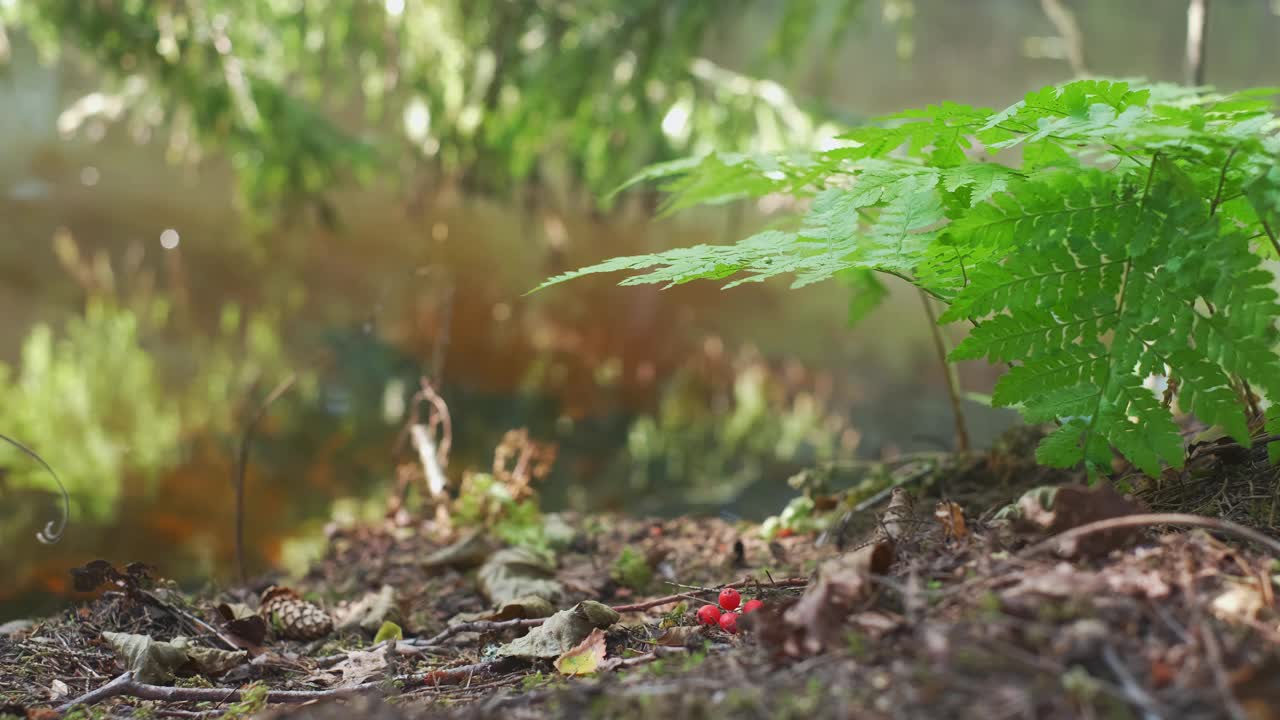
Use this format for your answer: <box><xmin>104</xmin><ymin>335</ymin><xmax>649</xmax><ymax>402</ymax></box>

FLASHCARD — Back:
<box><xmin>553</xmin><ymin>627</ymin><xmax>607</xmax><ymax>676</ymax></box>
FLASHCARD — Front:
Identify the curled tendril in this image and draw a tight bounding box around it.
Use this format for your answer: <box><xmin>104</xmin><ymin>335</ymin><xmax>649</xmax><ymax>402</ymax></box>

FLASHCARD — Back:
<box><xmin>0</xmin><ymin>432</ymin><xmax>69</xmax><ymax>543</ymax></box>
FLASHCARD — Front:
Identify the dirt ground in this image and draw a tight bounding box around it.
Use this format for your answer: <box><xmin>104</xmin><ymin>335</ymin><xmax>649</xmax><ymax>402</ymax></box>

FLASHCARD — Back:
<box><xmin>3</xmin><ymin>429</ymin><xmax>1279</xmax><ymax>720</ymax></box>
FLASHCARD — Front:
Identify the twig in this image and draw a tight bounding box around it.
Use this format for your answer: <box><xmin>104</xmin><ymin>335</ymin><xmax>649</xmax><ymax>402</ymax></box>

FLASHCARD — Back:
<box><xmin>140</xmin><ymin>590</ymin><xmax>238</xmax><ymax>651</ymax></box>
<box><xmin>1101</xmin><ymin>645</ymin><xmax>1166</xmax><ymax>720</ymax></box>
<box><xmin>233</xmin><ymin>373</ymin><xmax>297</xmax><ymax>584</ymax></box>
<box><xmin>1199</xmin><ymin>625</ymin><xmax>1248</xmax><ymax>720</ymax></box>
<box><xmin>0</xmin><ymin>432</ymin><xmax>69</xmax><ymax>543</ymax></box>
<box><xmin>404</xmin><ymin>660</ymin><xmax>504</xmax><ymax>688</ymax></box>
<box><xmin>919</xmin><ymin>290</ymin><xmax>970</xmax><ymax>453</ymax></box>
<box><xmin>1022</xmin><ymin>512</ymin><xmax>1280</xmax><ymax>559</ymax></box>
<box><xmin>412</xmin><ymin>617</ymin><xmax>544</xmax><ymax>647</ymax></box>
<box><xmin>56</xmin><ymin>671</ymin><xmax>370</xmax><ymax>713</ymax></box>
<box><xmin>612</xmin><ymin>577</ymin><xmax>809</xmax><ymax>613</ymax></box>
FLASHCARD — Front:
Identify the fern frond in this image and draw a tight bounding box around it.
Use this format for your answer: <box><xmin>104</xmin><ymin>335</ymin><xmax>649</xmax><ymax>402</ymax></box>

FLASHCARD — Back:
<box><xmin>947</xmin><ymin>164</ymin><xmax>1279</xmax><ymax>474</ymax></box>
<box><xmin>547</xmin><ymin>78</ymin><xmax>1280</xmax><ymax>474</ymax></box>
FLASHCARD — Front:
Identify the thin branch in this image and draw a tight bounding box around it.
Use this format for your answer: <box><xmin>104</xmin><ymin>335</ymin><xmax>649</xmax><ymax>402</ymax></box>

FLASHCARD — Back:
<box><xmin>612</xmin><ymin>577</ymin><xmax>809</xmax><ymax>614</ymax></box>
<box><xmin>1208</xmin><ymin>146</ymin><xmax>1239</xmax><ymax>217</ymax></box>
<box><xmin>1023</xmin><ymin>512</ymin><xmax>1280</xmax><ymax>559</ymax></box>
<box><xmin>57</xmin><ymin>672</ymin><xmax>370</xmax><ymax>714</ymax></box>
<box><xmin>413</xmin><ymin>617</ymin><xmax>544</xmax><ymax>647</ymax></box>
<box><xmin>234</xmin><ymin>373</ymin><xmax>297</xmax><ymax>584</ymax></box>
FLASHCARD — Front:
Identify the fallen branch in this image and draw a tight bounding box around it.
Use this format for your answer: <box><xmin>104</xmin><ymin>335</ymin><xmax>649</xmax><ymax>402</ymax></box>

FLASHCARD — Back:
<box><xmin>56</xmin><ymin>672</ymin><xmax>370</xmax><ymax>713</ymax></box>
<box><xmin>1023</xmin><ymin>512</ymin><xmax>1280</xmax><ymax>559</ymax></box>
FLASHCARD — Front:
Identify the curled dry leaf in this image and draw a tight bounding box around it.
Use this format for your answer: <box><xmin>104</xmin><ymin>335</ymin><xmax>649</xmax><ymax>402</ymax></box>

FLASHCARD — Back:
<box><xmin>765</xmin><ymin>538</ymin><xmax>894</xmax><ymax>657</ymax></box>
<box><xmin>70</xmin><ymin>560</ymin><xmax>154</xmax><ymax>594</ymax></box>
<box><xmin>103</xmin><ymin>631</ymin><xmax>190</xmax><ymax>684</ymax></box>
<box><xmin>334</xmin><ymin>584</ymin><xmax>398</xmax><ymax>634</ymax></box>
<box><xmin>934</xmin><ymin>501</ymin><xmax>968</xmax><ymax>541</ymax></box>
<box><xmin>216</xmin><ymin>602</ymin><xmax>268</xmax><ymax>651</ymax></box>
<box><xmin>554</xmin><ymin>627</ymin><xmax>607</xmax><ymax>676</ymax></box>
<box><xmin>497</xmin><ymin>601</ymin><xmax>619</xmax><ymax>660</ymax></box>
<box><xmin>450</xmin><ymin>595</ymin><xmax>556</xmax><ymax>625</ymax></box>
<box><xmin>103</xmin><ymin>632</ymin><xmax>248</xmax><ymax>684</ymax></box>
<box><xmin>653</xmin><ymin>625</ymin><xmax>703</xmax><ymax>647</ymax></box>
<box><xmin>421</xmin><ymin>530</ymin><xmax>496</xmax><ymax>570</ymax></box>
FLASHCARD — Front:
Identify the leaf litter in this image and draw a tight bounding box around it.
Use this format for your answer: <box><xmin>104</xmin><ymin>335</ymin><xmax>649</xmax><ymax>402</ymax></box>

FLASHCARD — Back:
<box><xmin>3</xmin><ymin>432</ymin><xmax>1280</xmax><ymax>719</ymax></box>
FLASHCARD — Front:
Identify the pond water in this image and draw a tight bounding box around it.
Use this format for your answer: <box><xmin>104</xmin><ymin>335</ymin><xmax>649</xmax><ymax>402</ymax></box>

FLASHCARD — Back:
<box><xmin>1</xmin><ymin>0</ymin><xmax>1277</xmax><ymax>617</ymax></box>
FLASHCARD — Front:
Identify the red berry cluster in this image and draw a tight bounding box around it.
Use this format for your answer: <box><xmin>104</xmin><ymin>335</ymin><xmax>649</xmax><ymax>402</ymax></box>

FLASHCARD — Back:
<box><xmin>696</xmin><ymin>588</ymin><xmax>765</xmax><ymax>634</ymax></box>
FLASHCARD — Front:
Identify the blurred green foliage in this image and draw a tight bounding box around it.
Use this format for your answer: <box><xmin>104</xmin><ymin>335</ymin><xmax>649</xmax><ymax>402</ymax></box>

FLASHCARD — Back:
<box><xmin>2</xmin><ymin>0</ymin><xmax>862</xmax><ymax>215</ymax></box>
<box><xmin>0</xmin><ymin>238</ymin><xmax>307</xmax><ymax>530</ymax></box>
<box><xmin>624</xmin><ymin>346</ymin><xmax>858</xmax><ymax>506</ymax></box>
<box><xmin>0</xmin><ymin>300</ymin><xmax>180</xmax><ymax>520</ymax></box>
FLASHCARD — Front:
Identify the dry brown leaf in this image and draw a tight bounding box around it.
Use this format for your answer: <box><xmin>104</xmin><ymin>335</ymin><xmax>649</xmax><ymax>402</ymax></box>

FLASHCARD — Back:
<box><xmin>496</xmin><ymin>601</ymin><xmax>618</xmax><ymax>660</ymax></box>
<box><xmin>772</xmin><ymin>538</ymin><xmax>894</xmax><ymax>657</ymax></box>
<box><xmin>332</xmin><ymin>649</ymin><xmax>390</xmax><ymax>688</ymax></box>
<box><xmin>653</xmin><ymin>626</ymin><xmax>702</xmax><ymax>647</ymax></box>
<box><xmin>934</xmin><ymin>501</ymin><xmax>968</xmax><ymax>541</ymax></box>
<box><xmin>1016</xmin><ymin>484</ymin><xmax>1141</xmax><ymax>557</ymax></box>
<box><xmin>334</xmin><ymin>585</ymin><xmax>398</xmax><ymax>634</ymax></box>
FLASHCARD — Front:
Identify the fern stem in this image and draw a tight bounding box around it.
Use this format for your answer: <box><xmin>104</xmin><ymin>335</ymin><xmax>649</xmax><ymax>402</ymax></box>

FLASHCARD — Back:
<box><xmin>1208</xmin><ymin>146</ymin><xmax>1239</xmax><ymax>217</ymax></box>
<box><xmin>1260</xmin><ymin>218</ymin><xmax>1280</xmax><ymax>259</ymax></box>
<box><xmin>919</xmin><ymin>289</ymin><xmax>971</xmax><ymax>453</ymax></box>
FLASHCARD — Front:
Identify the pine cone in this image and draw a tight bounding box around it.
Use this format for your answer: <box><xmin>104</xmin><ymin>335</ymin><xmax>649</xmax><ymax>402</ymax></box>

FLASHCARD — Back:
<box><xmin>259</xmin><ymin>586</ymin><xmax>333</xmax><ymax>641</ymax></box>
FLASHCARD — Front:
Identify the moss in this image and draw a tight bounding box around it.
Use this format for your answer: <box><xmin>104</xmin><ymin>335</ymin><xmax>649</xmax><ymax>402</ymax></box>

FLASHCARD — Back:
<box><xmin>611</xmin><ymin>547</ymin><xmax>653</xmax><ymax>592</ymax></box>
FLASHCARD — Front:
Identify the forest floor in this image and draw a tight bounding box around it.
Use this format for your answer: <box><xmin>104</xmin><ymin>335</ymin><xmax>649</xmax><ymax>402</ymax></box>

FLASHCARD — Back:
<box><xmin>3</xmin><ymin>427</ymin><xmax>1280</xmax><ymax>720</ymax></box>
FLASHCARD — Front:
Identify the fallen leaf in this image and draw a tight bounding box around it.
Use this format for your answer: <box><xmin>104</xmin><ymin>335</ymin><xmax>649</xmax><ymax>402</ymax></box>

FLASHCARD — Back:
<box><xmin>497</xmin><ymin>601</ymin><xmax>619</xmax><ymax>660</ymax></box>
<box><xmin>329</xmin><ymin>649</ymin><xmax>389</xmax><ymax>688</ymax></box>
<box><xmin>173</xmin><ymin>639</ymin><xmax>249</xmax><ymax>676</ymax></box>
<box><xmin>450</xmin><ymin>594</ymin><xmax>556</xmax><ymax>624</ymax></box>
<box><xmin>373</xmin><ymin>621</ymin><xmax>403</xmax><ymax>645</ymax></box>
<box><xmin>770</xmin><ymin>538</ymin><xmax>894</xmax><ymax>657</ymax></box>
<box><xmin>334</xmin><ymin>585</ymin><xmax>398</xmax><ymax>634</ymax></box>
<box><xmin>478</xmin><ymin>547</ymin><xmax>563</xmax><ymax>607</ymax></box>
<box><xmin>216</xmin><ymin>603</ymin><xmax>268</xmax><ymax>650</ymax></box>
<box><xmin>1015</xmin><ymin>484</ymin><xmax>1142</xmax><ymax>557</ymax></box>
<box><xmin>103</xmin><ymin>632</ymin><xmax>192</xmax><ymax>684</ymax></box>
<box><xmin>422</xmin><ymin>530</ymin><xmax>495</xmax><ymax>570</ymax></box>
<box><xmin>554</xmin><ymin>627</ymin><xmax>607</xmax><ymax>675</ymax></box>
<box><xmin>653</xmin><ymin>626</ymin><xmax>702</xmax><ymax>647</ymax></box>
<box><xmin>48</xmin><ymin>679</ymin><xmax>68</xmax><ymax>700</ymax></box>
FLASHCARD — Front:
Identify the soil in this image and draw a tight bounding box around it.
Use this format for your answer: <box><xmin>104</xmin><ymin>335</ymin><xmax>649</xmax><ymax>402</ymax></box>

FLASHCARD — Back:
<box><xmin>3</xmin><ymin>427</ymin><xmax>1279</xmax><ymax>720</ymax></box>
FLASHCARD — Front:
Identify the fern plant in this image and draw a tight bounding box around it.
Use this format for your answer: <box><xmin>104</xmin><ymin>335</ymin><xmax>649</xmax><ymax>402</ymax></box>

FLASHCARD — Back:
<box><xmin>539</xmin><ymin>80</ymin><xmax>1280</xmax><ymax>476</ymax></box>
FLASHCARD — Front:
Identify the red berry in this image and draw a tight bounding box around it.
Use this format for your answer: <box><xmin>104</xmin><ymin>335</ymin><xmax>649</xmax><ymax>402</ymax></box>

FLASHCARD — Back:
<box><xmin>696</xmin><ymin>604</ymin><xmax>722</xmax><ymax>626</ymax></box>
<box><xmin>742</xmin><ymin>599</ymin><xmax>764</xmax><ymax>614</ymax></box>
<box><xmin>718</xmin><ymin>611</ymin><xmax>739</xmax><ymax>634</ymax></box>
<box><xmin>718</xmin><ymin>588</ymin><xmax>741</xmax><ymax>611</ymax></box>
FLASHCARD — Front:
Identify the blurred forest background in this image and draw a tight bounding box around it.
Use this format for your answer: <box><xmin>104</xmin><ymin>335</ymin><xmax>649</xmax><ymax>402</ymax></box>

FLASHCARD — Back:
<box><xmin>1</xmin><ymin>0</ymin><xmax>1277</xmax><ymax>616</ymax></box>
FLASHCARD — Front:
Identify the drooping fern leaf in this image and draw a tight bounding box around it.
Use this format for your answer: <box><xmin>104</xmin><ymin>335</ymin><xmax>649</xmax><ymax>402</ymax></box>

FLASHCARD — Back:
<box><xmin>540</xmin><ymin>79</ymin><xmax>1280</xmax><ymax>475</ymax></box>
